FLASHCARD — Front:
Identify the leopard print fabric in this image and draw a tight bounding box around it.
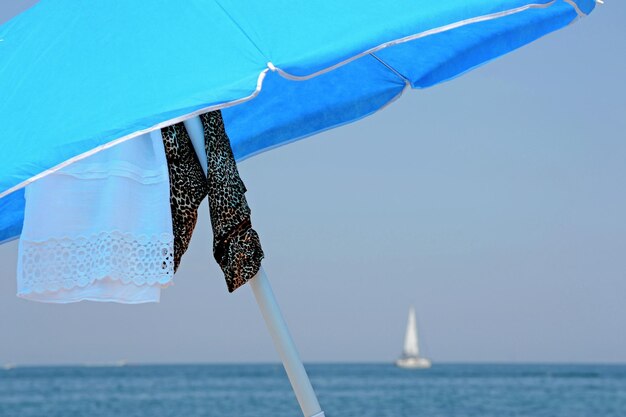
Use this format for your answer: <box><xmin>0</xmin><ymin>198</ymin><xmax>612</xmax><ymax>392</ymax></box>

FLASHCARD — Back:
<box><xmin>200</xmin><ymin>112</ymin><xmax>264</xmax><ymax>292</ymax></box>
<box><xmin>161</xmin><ymin>111</ymin><xmax>264</xmax><ymax>292</ymax></box>
<box><xmin>161</xmin><ymin>122</ymin><xmax>207</xmax><ymax>271</ymax></box>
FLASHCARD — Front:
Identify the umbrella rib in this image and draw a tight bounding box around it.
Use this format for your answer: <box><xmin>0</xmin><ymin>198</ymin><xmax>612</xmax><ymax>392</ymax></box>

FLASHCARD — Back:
<box><xmin>369</xmin><ymin>53</ymin><xmax>411</xmax><ymax>85</ymax></box>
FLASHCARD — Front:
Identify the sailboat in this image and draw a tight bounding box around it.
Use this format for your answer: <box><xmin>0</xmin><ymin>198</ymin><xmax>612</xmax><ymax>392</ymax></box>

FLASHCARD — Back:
<box><xmin>395</xmin><ymin>306</ymin><xmax>431</xmax><ymax>369</ymax></box>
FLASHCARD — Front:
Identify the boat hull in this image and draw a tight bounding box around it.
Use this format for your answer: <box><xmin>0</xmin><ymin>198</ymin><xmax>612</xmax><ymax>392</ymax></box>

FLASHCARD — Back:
<box><xmin>395</xmin><ymin>357</ymin><xmax>432</xmax><ymax>369</ymax></box>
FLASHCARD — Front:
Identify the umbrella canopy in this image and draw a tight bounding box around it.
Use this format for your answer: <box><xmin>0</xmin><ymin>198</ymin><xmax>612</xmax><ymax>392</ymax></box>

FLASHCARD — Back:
<box><xmin>0</xmin><ymin>0</ymin><xmax>595</xmax><ymax>242</ymax></box>
<box><xmin>0</xmin><ymin>3</ymin><xmax>600</xmax><ymax>416</ymax></box>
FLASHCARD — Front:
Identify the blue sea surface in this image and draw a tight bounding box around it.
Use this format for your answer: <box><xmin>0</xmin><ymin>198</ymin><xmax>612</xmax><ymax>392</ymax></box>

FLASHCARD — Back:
<box><xmin>1</xmin><ymin>364</ymin><xmax>625</xmax><ymax>417</ymax></box>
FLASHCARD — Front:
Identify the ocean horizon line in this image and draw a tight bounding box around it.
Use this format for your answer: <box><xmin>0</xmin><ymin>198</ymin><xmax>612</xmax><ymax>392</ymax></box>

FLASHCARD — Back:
<box><xmin>4</xmin><ymin>360</ymin><xmax>626</xmax><ymax>369</ymax></box>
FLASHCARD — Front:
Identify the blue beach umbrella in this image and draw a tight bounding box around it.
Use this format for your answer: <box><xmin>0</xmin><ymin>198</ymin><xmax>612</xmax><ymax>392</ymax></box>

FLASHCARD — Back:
<box><xmin>0</xmin><ymin>1</ymin><xmax>598</xmax><ymax>416</ymax></box>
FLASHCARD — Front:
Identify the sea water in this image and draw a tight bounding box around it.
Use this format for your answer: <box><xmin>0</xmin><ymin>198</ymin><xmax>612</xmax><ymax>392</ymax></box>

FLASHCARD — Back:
<box><xmin>1</xmin><ymin>364</ymin><xmax>625</xmax><ymax>417</ymax></box>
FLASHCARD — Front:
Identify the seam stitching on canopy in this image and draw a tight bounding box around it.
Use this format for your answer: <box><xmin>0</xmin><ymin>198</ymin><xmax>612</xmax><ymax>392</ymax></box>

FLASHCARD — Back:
<box><xmin>0</xmin><ymin>0</ymin><xmax>584</xmax><ymax>201</ymax></box>
<box><xmin>214</xmin><ymin>0</ymin><xmax>269</xmax><ymax>61</ymax></box>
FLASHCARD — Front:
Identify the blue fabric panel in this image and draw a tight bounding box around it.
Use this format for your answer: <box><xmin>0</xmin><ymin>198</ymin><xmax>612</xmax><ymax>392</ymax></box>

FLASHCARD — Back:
<box><xmin>376</xmin><ymin>1</ymin><xmax>578</xmax><ymax>88</ymax></box>
<box><xmin>575</xmin><ymin>0</ymin><xmax>598</xmax><ymax>14</ymax></box>
<box><xmin>0</xmin><ymin>190</ymin><xmax>24</xmax><ymax>243</ymax></box>
<box><xmin>0</xmin><ymin>0</ymin><xmax>267</xmax><ymax>196</ymax></box>
<box><xmin>224</xmin><ymin>55</ymin><xmax>406</xmax><ymax>161</ymax></box>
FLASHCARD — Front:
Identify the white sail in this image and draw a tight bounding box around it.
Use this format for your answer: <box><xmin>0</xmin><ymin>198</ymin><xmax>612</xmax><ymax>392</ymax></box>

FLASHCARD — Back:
<box><xmin>403</xmin><ymin>307</ymin><xmax>419</xmax><ymax>357</ymax></box>
<box><xmin>396</xmin><ymin>306</ymin><xmax>431</xmax><ymax>369</ymax></box>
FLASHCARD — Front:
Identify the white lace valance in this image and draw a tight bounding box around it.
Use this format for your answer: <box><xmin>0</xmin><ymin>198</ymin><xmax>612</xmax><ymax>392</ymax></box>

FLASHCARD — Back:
<box><xmin>17</xmin><ymin>130</ymin><xmax>175</xmax><ymax>303</ymax></box>
<box><xmin>18</xmin><ymin>231</ymin><xmax>174</xmax><ymax>295</ymax></box>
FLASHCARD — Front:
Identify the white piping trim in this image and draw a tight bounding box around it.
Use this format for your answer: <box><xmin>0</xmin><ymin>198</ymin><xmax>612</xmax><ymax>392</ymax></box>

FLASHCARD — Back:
<box><xmin>562</xmin><ymin>0</ymin><xmax>587</xmax><ymax>16</ymax></box>
<box><xmin>379</xmin><ymin>80</ymin><xmax>411</xmax><ymax>112</ymax></box>
<box><xmin>272</xmin><ymin>0</ymin><xmax>582</xmax><ymax>82</ymax></box>
<box><xmin>0</xmin><ymin>0</ymin><xmax>584</xmax><ymax>200</ymax></box>
<box><xmin>0</xmin><ymin>69</ymin><xmax>270</xmax><ymax>200</ymax></box>
<box><xmin>0</xmin><ymin>235</ymin><xmax>18</xmax><ymax>245</ymax></box>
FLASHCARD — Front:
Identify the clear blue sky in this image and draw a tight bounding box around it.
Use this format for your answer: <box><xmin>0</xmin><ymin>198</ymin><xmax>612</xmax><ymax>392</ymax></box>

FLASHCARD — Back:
<box><xmin>0</xmin><ymin>2</ymin><xmax>624</xmax><ymax>365</ymax></box>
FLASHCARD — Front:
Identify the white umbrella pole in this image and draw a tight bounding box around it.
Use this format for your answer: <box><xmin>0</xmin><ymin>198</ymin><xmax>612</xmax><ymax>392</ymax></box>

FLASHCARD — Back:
<box><xmin>250</xmin><ymin>267</ymin><xmax>325</xmax><ymax>417</ymax></box>
<box><xmin>182</xmin><ymin>116</ymin><xmax>322</xmax><ymax>415</ymax></box>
